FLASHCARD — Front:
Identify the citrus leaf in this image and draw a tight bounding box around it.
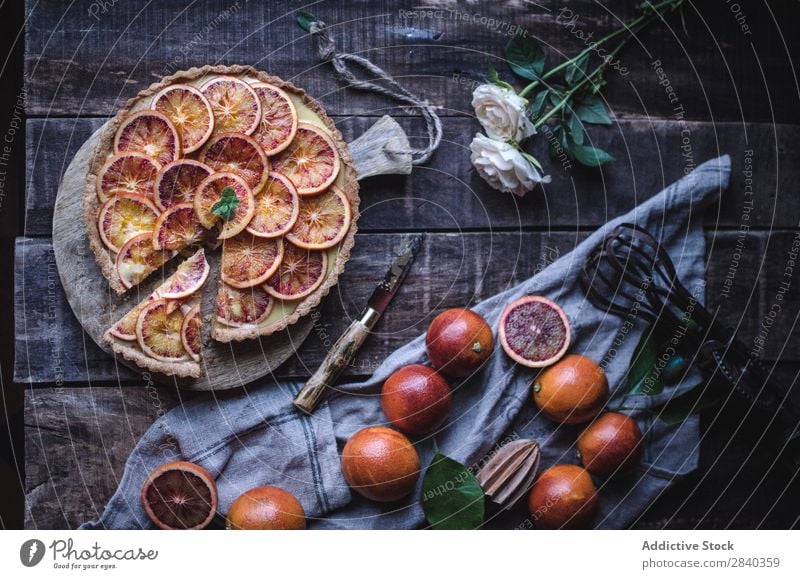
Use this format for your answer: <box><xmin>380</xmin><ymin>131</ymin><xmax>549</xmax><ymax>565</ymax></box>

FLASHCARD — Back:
<box><xmin>504</xmin><ymin>34</ymin><xmax>545</xmax><ymax>81</ymax></box>
<box><xmin>422</xmin><ymin>450</ymin><xmax>485</xmax><ymax>530</ymax></box>
<box><xmin>626</xmin><ymin>332</ymin><xmax>663</xmax><ymax>396</ymax></box>
<box><xmin>570</xmin><ymin>144</ymin><xmax>615</xmax><ymax>167</ymax></box>
<box><xmin>211</xmin><ymin>186</ymin><xmax>240</xmax><ymax>221</ymax></box>
<box><xmin>655</xmin><ymin>383</ymin><xmax>721</xmax><ymax>425</ymax></box>
<box><xmin>565</xmin><ymin>53</ymin><xmax>590</xmax><ymax>86</ymax></box>
<box><xmin>296</xmin><ymin>11</ymin><xmax>316</xmax><ymax>32</ymax></box>
<box><xmin>574</xmin><ymin>94</ymin><xmax>612</xmax><ymax>125</ymax></box>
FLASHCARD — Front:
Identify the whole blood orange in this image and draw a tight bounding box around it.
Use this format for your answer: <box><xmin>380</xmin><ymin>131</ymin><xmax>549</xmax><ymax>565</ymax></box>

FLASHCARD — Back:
<box><xmin>425</xmin><ymin>308</ymin><xmax>494</xmax><ymax>378</ymax></box>
<box><xmin>141</xmin><ymin>461</ymin><xmax>218</xmax><ymax>530</ymax></box>
<box><xmin>533</xmin><ymin>354</ymin><xmax>608</xmax><ymax>425</ymax></box>
<box><xmin>226</xmin><ymin>486</ymin><xmax>306</xmax><ymax>530</ymax></box>
<box><xmin>381</xmin><ymin>365</ymin><xmax>452</xmax><ymax>436</ymax></box>
<box><xmin>341</xmin><ymin>427</ymin><xmax>420</xmax><ymax>502</ymax></box>
<box><xmin>498</xmin><ymin>296</ymin><xmax>570</xmax><ymax>368</ymax></box>
<box><xmin>577</xmin><ymin>412</ymin><xmax>643</xmax><ymax>477</ymax></box>
<box><xmin>527</xmin><ymin>464</ymin><xmax>598</xmax><ymax>529</ymax></box>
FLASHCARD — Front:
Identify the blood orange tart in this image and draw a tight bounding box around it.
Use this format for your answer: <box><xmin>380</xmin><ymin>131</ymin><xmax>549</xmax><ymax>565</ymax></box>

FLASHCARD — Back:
<box><xmin>84</xmin><ymin>65</ymin><xmax>358</xmax><ymax>380</ymax></box>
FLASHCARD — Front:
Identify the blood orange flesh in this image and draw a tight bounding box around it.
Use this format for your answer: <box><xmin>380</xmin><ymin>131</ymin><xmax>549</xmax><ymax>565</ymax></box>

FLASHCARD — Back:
<box><xmin>159</xmin><ymin>248</ymin><xmax>210</xmax><ymax>300</ymax></box>
<box><xmin>215</xmin><ymin>283</ymin><xmax>274</xmax><ymax>327</ymax></box>
<box><xmin>154</xmin><ymin>160</ymin><xmax>212</xmax><ymax>211</ymax></box>
<box><xmin>113</xmin><ymin>110</ymin><xmax>180</xmax><ymax>166</ymax></box>
<box><xmin>141</xmin><ymin>461</ymin><xmax>218</xmax><ymax>530</ymax></box>
<box><xmin>246</xmin><ymin>172</ymin><xmax>299</xmax><ymax>238</ymax></box>
<box><xmin>153</xmin><ymin>202</ymin><xmax>208</xmax><ymax>251</ymax></box>
<box><xmin>285</xmin><ymin>185</ymin><xmax>351</xmax><ymax>249</ymax></box>
<box><xmin>181</xmin><ymin>304</ymin><xmax>202</xmax><ymax>362</ymax></box>
<box><xmin>251</xmin><ymin>82</ymin><xmax>298</xmax><ymax>155</ymax></box>
<box><xmin>152</xmin><ymin>84</ymin><xmax>214</xmax><ymax>154</ymax></box>
<box><xmin>199</xmin><ymin>132</ymin><xmax>269</xmax><ymax>195</ymax></box>
<box><xmin>221</xmin><ymin>233</ymin><xmax>283</xmax><ymax>289</ymax></box>
<box><xmin>116</xmin><ymin>232</ymin><xmax>176</xmax><ymax>290</ymax></box>
<box><xmin>96</xmin><ymin>152</ymin><xmax>161</xmax><ymax>203</ymax></box>
<box><xmin>98</xmin><ymin>193</ymin><xmax>160</xmax><ymax>253</ymax></box>
<box><xmin>264</xmin><ymin>242</ymin><xmax>327</xmax><ymax>300</ymax></box>
<box><xmin>270</xmin><ymin>121</ymin><xmax>340</xmax><ymax>195</ymax></box>
<box><xmin>136</xmin><ymin>298</ymin><xmax>191</xmax><ymax>362</ymax></box>
<box><xmin>193</xmin><ymin>172</ymin><xmax>253</xmax><ymax>232</ymax></box>
<box><xmin>498</xmin><ymin>296</ymin><xmax>571</xmax><ymax>368</ymax></box>
<box><xmin>200</xmin><ymin>76</ymin><xmax>261</xmax><ymax>135</ymax></box>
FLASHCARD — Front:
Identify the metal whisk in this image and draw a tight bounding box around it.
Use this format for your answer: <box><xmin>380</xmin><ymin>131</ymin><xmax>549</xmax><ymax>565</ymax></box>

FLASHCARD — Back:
<box><xmin>581</xmin><ymin>223</ymin><xmax>800</xmax><ymax>467</ymax></box>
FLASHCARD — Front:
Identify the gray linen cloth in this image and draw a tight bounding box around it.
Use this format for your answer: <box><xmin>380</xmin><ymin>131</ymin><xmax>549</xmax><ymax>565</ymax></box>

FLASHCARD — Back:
<box><xmin>82</xmin><ymin>155</ymin><xmax>730</xmax><ymax>530</ymax></box>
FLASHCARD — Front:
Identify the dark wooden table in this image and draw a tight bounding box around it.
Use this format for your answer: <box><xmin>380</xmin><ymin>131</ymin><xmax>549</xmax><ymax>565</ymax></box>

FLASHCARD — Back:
<box><xmin>15</xmin><ymin>0</ymin><xmax>800</xmax><ymax>529</ymax></box>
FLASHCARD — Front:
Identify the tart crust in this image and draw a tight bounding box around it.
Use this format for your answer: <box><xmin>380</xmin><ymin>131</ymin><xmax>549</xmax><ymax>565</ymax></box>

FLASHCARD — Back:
<box><xmin>86</xmin><ymin>65</ymin><xmax>359</xmax><ymax>349</ymax></box>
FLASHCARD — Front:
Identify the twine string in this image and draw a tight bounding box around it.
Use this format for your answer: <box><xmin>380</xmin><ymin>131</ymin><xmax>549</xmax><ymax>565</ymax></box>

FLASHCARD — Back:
<box><xmin>309</xmin><ymin>19</ymin><xmax>442</xmax><ymax>165</ymax></box>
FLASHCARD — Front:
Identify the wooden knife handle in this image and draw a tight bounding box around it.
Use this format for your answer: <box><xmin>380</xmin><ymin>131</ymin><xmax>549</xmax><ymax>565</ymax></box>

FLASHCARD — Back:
<box><xmin>293</xmin><ymin>308</ymin><xmax>379</xmax><ymax>414</ymax></box>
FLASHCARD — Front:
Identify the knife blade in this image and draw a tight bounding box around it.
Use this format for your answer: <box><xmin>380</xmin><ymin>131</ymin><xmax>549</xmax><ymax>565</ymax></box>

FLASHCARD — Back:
<box><xmin>293</xmin><ymin>234</ymin><xmax>424</xmax><ymax>414</ymax></box>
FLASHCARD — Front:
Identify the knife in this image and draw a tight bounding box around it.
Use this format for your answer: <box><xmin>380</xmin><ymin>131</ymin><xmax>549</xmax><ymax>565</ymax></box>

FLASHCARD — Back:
<box><xmin>293</xmin><ymin>234</ymin><xmax>424</xmax><ymax>414</ymax></box>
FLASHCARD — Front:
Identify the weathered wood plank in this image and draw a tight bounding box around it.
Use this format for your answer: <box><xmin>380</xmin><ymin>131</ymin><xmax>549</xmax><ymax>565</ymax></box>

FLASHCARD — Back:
<box><xmin>15</xmin><ymin>229</ymin><xmax>800</xmax><ymax>385</ymax></box>
<box><xmin>23</xmin><ymin>116</ymin><xmax>800</xmax><ymax>236</ymax></box>
<box><xmin>24</xmin><ymin>0</ymin><xmax>800</xmax><ymax>122</ymax></box>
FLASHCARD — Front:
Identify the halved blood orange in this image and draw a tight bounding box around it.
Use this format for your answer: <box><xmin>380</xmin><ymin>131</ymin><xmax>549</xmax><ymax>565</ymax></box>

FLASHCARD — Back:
<box><xmin>180</xmin><ymin>304</ymin><xmax>202</xmax><ymax>362</ymax></box>
<box><xmin>200</xmin><ymin>76</ymin><xmax>261</xmax><ymax>135</ymax></box>
<box><xmin>246</xmin><ymin>172</ymin><xmax>299</xmax><ymax>238</ymax></box>
<box><xmin>113</xmin><ymin>110</ymin><xmax>180</xmax><ymax>166</ymax></box>
<box><xmin>264</xmin><ymin>242</ymin><xmax>328</xmax><ymax>300</ymax></box>
<box><xmin>152</xmin><ymin>84</ymin><xmax>214</xmax><ymax>154</ymax></box>
<box><xmin>141</xmin><ymin>461</ymin><xmax>218</xmax><ymax>530</ymax></box>
<box><xmin>109</xmin><ymin>296</ymin><xmax>156</xmax><ymax>341</ymax></box>
<box><xmin>221</xmin><ymin>233</ymin><xmax>284</xmax><ymax>289</ymax></box>
<box><xmin>116</xmin><ymin>232</ymin><xmax>177</xmax><ymax>290</ymax></box>
<box><xmin>98</xmin><ymin>192</ymin><xmax>160</xmax><ymax>253</ymax></box>
<box><xmin>136</xmin><ymin>298</ymin><xmax>190</xmax><ymax>362</ymax></box>
<box><xmin>215</xmin><ymin>283</ymin><xmax>274</xmax><ymax>327</ymax></box>
<box><xmin>159</xmin><ymin>249</ymin><xmax>210</xmax><ymax>300</ymax></box>
<box><xmin>285</xmin><ymin>185</ymin><xmax>351</xmax><ymax>249</ymax></box>
<box><xmin>154</xmin><ymin>159</ymin><xmax>212</xmax><ymax>211</ymax></box>
<box><xmin>271</xmin><ymin>121</ymin><xmax>340</xmax><ymax>195</ymax></box>
<box><xmin>153</xmin><ymin>203</ymin><xmax>207</xmax><ymax>251</ymax></box>
<box><xmin>199</xmin><ymin>132</ymin><xmax>269</xmax><ymax>195</ymax></box>
<box><xmin>251</xmin><ymin>82</ymin><xmax>298</xmax><ymax>156</ymax></box>
<box><xmin>193</xmin><ymin>172</ymin><xmax>255</xmax><ymax>239</ymax></box>
<box><xmin>498</xmin><ymin>296</ymin><xmax>571</xmax><ymax>368</ymax></box>
<box><xmin>96</xmin><ymin>152</ymin><xmax>161</xmax><ymax>203</ymax></box>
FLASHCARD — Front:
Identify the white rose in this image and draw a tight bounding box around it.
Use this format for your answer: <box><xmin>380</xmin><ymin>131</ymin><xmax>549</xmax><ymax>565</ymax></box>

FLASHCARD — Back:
<box><xmin>470</xmin><ymin>133</ymin><xmax>550</xmax><ymax>197</ymax></box>
<box><xmin>472</xmin><ymin>84</ymin><xmax>536</xmax><ymax>142</ymax></box>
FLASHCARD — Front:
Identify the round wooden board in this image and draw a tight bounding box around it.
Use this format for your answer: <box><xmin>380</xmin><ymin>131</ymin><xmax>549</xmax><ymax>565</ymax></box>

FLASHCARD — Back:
<box><xmin>53</xmin><ymin>124</ymin><xmax>318</xmax><ymax>390</ymax></box>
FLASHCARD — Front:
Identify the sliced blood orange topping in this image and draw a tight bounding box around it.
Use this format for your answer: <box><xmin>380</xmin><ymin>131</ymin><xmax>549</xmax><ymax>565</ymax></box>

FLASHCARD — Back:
<box><xmin>285</xmin><ymin>185</ymin><xmax>351</xmax><ymax>249</ymax></box>
<box><xmin>136</xmin><ymin>298</ymin><xmax>190</xmax><ymax>362</ymax></box>
<box><xmin>215</xmin><ymin>283</ymin><xmax>274</xmax><ymax>327</ymax></box>
<box><xmin>159</xmin><ymin>249</ymin><xmax>210</xmax><ymax>300</ymax></box>
<box><xmin>498</xmin><ymin>296</ymin><xmax>571</xmax><ymax>368</ymax></box>
<box><xmin>199</xmin><ymin>132</ymin><xmax>269</xmax><ymax>195</ymax></box>
<box><xmin>271</xmin><ymin>121</ymin><xmax>340</xmax><ymax>195</ymax></box>
<box><xmin>193</xmin><ymin>172</ymin><xmax>255</xmax><ymax>238</ymax></box>
<box><xmin>246</xmin><ymin>172</ymin><xmax>299</xmax><ymax>238</ymax></box>
<box><xmin>109</xmin><ymin>295</ymin><xmax>156</xmax><ymax>341</ymax></box>
<box><xmin>141</xmin><ymin>461</ymin><xmax>218</xmax><ymax>530</ymax></box>
<box><xmin>264</xmin><ymin>242</ymin><xmax>328</xmax><ymax>300</ymax></box>
<box><xmin>96</xmin><ymin>152</ymin><xmax>161</xmax><ymax>203</ymax></box>
<box><xmin>153</xmin><ymin>202</ymin><xmax>208</xmax><ymax>251</ymax></box>
<box><xmin>116</xmin><ymin>232</ymin><xmax>177</xmax><ymax>290</ymax></box>
<box><xmin>98</xmin><ymin>192</ymin><xmax>160</xmax><ymax>253</ymax></box>
<box><xmin>251</xmin><ymin>82</ymin><xmax>298</xmax><ymax>156</ymax></box>
<box><xmin>154</xmin><ymin>159</ymin><xmax>212</xmax><ymax>211</ymax></box>
<box><xmin>221</xmin><ymin>233</ymin><xmax>283</xmax><ymax>289</ymax></box>
<box><xmin>152</xmin><ymin>84</ymin><xmax>214</xmax><ymax>154</ymax></box>
<box><xmin>180</xmin><ymin>304</ymin><xmax>202</xmax><ymax>362</ymax></box>
<box><xmin>200</xmin><ymin>76</ymin><xmax>261</xmax><ymax>136</ymax></box>
<box><xmin>113</xmin><ymin>110</ymin><xmax>180</xmax><ymax>166</ymax></box>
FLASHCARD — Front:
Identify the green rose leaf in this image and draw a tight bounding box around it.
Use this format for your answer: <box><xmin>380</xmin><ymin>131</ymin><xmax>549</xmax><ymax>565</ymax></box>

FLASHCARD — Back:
<box><xmin>487</xmin><ymin>62</ymin><xmax>514</xmax><ymax>91</ymax></box>
<box><xmin>626</xmin><ymin>331</ymin><xmax>663</xmax><ymax>396</ymax></box>
<box><xmin>567</xmin><ymin>113</ymin><xmax>585</xmax><ymax>145</ymax></box>
<box><xmin>574</xmin><ymin>94</ymin><xmax>612</xmax><ymax>125</ymax></box>
<box><xmin>422</xmin><ymin>449</ymin><xmax>485</xmax><ymax>530</ymax></box>
<box><xmin>565</xmin><ymin>52</ymin><xmax>590</xmax><ymax>86</ymax></box>
<box><xmin>570</xmin><ymin>144</ymin><xmax>615</xmax><ymax>167</ymax></box>
<box><xmin>211</xmin><ymin>186</ymin><xmax>240</xmax><ymax>221</ymax></box>
<box><xmin>296</xmin><ymin>10</ymin><xmax>316</xmax><ymax>32</ymax></box>
<box><xmin>505</xmin><ymin>34</ymin><xmax>545</xmax><ymax>81</ymax></box>
<box><xmin>529</xmin><ymin>89</ymin><xmax>549</xmax><ymax>119</ymax></box>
